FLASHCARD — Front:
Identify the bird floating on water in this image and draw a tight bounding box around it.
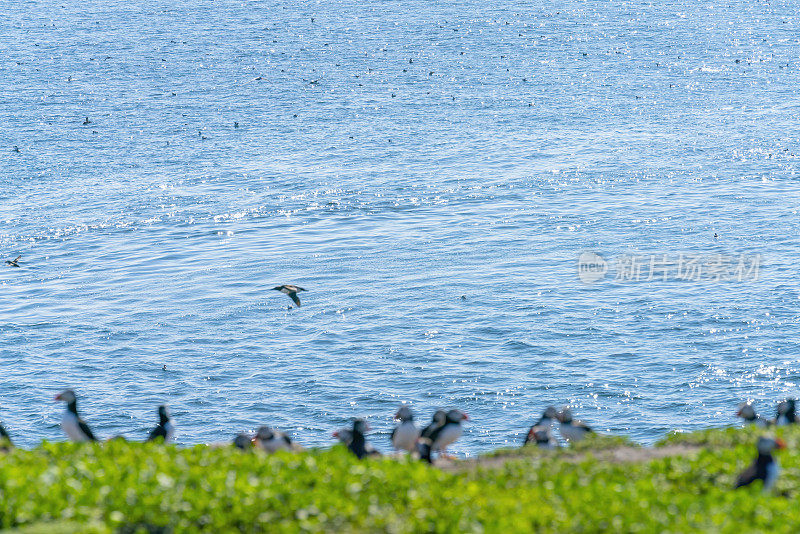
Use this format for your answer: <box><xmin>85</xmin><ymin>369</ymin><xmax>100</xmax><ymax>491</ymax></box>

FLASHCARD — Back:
<box><xmin>5</xmin><ymin>255</ymin><xmax>20</xmax><ymax>267</ymax></box>
<box><xmin>82</xmin><ymin>117</ymin><xmax>91</xmax><ymax>125</ymax></box>
<box><xmin>272</xmin><ymin>284</ymin><xmax>306</xmax><ymax>307</ymax></box>
<box><xmin>55</xmin><ymin>389</ymin><xmax>97</xmax><ymax>442</ymax></box>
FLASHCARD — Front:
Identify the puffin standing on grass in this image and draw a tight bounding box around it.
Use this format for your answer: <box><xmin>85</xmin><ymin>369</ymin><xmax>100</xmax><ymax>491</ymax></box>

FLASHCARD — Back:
<box><xmin>524</xmin><ymin>406</ymin><xmax>558</xmax><ymax>446</ymax></box>
<box><xmin>147</xmin><ymin>405</ymin><xmax>175</xmax><ymax>443</ymax></box>
<box><xmin>272</xmin><ymin>285</ymin><xmax>306</xmax><ymax>307</ymax></box>
<box><xmin>557</xmin><ymin>407</ymin><xmax>593</xmax><ymax>442</ymax></box>
<box><xmin>775</xmin><ymin>399</ymin><xmax>797</xmax><ymax>426</ymax></box>
<box><xmin>55</xmin><ymin>389</ymin><xmax>97</xmax><ymax>442</ymax></box>
<box><xmin>391</xmin><ymin>405</ymin><xmax>420</xmax><ymax>453</ymax></box>
<box><xmin>339</xmin><ymin>418</ymin><xmax>380</xmax><ymax>459</ymax></box>
<box><xmin>0</xmin><ymin>422</ymin><xmax>12</xmax><ymax>451</ymax></box>
<box><xmin>736</xmin><ymin>402</ymin><xmax>770</xmax><ymax>427</ymax></box>
<box><xmin>735</xmin><ymin>437</ymin><xmax>785</xmax><ymax>490</ymax></box>
<box><xmin>419</xmin><ymin>409</ymin><xmax>468</xmax><ymax>462</ymax></box>
<box><xmin>253</xmin><ymin>426</ymin><xmax>294</xmax><ymax>453</ymax></box>
<box><xmin>417</xmin><ymin>409</ymin><xmax>447</xmax><ymax>462</ymax></box>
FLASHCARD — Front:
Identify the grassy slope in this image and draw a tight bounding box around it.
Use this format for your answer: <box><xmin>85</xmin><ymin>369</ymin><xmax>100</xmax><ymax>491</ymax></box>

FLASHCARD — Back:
<box><xmin>1</xmin><ymin>426</ymin><xmax>800</xmax><ymax>533</ymax></box>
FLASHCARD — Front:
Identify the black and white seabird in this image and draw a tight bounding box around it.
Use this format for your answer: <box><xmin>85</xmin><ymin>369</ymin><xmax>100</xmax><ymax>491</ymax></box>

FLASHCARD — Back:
<box><xmin>233</xmin><ymin>432</ymin><xmax>252</xmax><ymax>449</ymax></box>
<box><xmin>0</xmin><ymin>422</ymin><xmax>11</xmax><ymax>443</ymax></box>
<box><xmin>736</xmin><ymin>402</ymin><xmax>770</xmax><ymax>427</ymax></box>
<box><xmin>0</xmin><ymin>422</ymin><xmax>11</xmax><ymax>452</ymax></box>
<box><xmin>272</xmin><ymin>284</ymin><xmax>306</xmax><ymax>307</ymax></box>
<box><xmin>557</xmin><ymin>407</ymin><xmax>593</xmax><ymax>442</ymax></box>
<box><xmin>775</xmin><ymin>399</ymin><xmax>797</xmax><ymax>426</ymax></box>
<box><xmin>391</xmin><ymin>405</ymin><xmax>420</xmax><ymax>453</ymax></box>
<box><xmin>430</xmin><ymin>409</ymin><xmax>468</xmax><ymax>455</ymax></box>
<box><xmin>417</xmin><ymin>409</ymin><xmax>447</xmax><ymax>462</ymax></box>
<box><xmin>5</xmin><ymin>255</ymin><xmax>20</xmax><ymax>267</ymax></box>
<box><xmin>55</xmin><ymin>389</ymin><xmax>97</xmax><ymax>442</ymax></box>
<box><xmin>524</xmin><ymin>425</ymin><xmax>559</xmax><ymax>449</ymax></box>
<box><xmin>338</xmin><ymin>418</ymin><xmax>380</xmax><ymax>459</ymax></box>
<box><xmin>524</xmin><ymin>406</ymin><xmax>559</xmax><ymax>447</ymax></box>
<box><xmin>82</xmin><ymin>117</ymin><xmax>91</xmax><ymax>125</ymax></box>
<box><xmin>147</xmin><ymin>405</ymin><xmax>175</xmax><ymax>443</ymax></box>
<box><xmin>418</xmin><ymin>409</ymin><xmax>468</xmax><ymax>462</ymax></box>
<box><xmin>254</xmin><ymin>426</ymin><xmax>294</xmax><ymax>453</ymax></box>
<box><xmin>735</xmin><ymin>436</ymin><xmax>785</xmax><ymax>490</ymax></box>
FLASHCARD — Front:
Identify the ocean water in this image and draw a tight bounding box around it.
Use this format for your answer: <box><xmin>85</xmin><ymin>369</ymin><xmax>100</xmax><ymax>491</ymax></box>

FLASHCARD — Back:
<box><xmin>1</xmin><ymin>0</ymin><xmax>799</xmax><ymax>453</ymax></box>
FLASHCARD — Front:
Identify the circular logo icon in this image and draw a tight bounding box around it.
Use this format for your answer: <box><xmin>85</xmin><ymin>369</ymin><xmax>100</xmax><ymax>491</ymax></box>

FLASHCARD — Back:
<box><xmin>577</xmin><ymin>251</ymin><xmax>607</xmax><ymax>284</ymax></box>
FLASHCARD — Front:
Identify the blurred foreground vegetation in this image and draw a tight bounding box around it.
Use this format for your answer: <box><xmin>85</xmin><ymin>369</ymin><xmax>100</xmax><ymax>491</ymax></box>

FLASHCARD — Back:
<box><xmin>2</xmin><ymin>425</ymin><xmax>800</xmax><ymax>533</ymax></box>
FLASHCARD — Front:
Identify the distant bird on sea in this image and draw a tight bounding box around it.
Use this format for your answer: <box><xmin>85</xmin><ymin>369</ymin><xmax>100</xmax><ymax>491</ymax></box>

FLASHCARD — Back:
<box><xmin>736</xmin><ymin>402</ymin><xmax>770</xmax><ymax>427</ymax></box>
<box><xmin>557</xmin><ymin>407</ymin><xmax>593</xmax><ymax>442</ymax></box>
<box><xmin>272</xmin><ymin>284</ymin><xmax>306</xmax><ymax>307</ymax></box>
<box><xmin>55</xmin><ymin>389</ymin><xmax>97</xmax><ymax>442</ymax></box>
<box><xmin>82</xmin><ymin>117</ymin><xmax>91</xmax><ymax>125</ymax></box>
<box><xmin>776</xmin><ymin>399</ymin><xmax>797</xmax><ymax>426</ymax></box>
<box><xmin>5</xmin><ymin>255</ymin><xmax>20</xmax><ymax>267</ymax></box>
<box><xmin>254</xmin><ymin>426</ymin><xmax>295</xmax><ymax>453</ymax></box>
<box><xmin>147</xmin><ymin>405</ymin><xmax>175</xmax><ymax>443</ymax></box>
<box><xmin>13</xmin><ymin>146</ymin><xmax>20</xmax><ymax>153</ymax></box>
<box><xmin>391</xmin><ymin>405</ymin><xmax>420</xmax><ymax>453</ymax></box>
<box><xmin>735</xmin><ymin>436</ymin><xmax>785</xmax><ymax>490</ymax></box>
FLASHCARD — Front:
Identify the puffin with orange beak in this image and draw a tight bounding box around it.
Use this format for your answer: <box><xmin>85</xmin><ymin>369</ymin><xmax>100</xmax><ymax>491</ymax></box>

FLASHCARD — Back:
<box><xmin>391</xmin><ymin>405</ymin><xmax>420</xmax><ymax>453</ymax></box>
<box><xmin>54</xmin><ymin>389</ymin><xmax>97</xmax><ymax>442</ymax></box>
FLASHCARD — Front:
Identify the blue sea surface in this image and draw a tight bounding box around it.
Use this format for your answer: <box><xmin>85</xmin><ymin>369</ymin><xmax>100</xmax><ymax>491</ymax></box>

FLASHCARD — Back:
<box><xmin>1</xmin><ymin>0</ymin><xmax>799</xmax><ymax>453</ymax></box>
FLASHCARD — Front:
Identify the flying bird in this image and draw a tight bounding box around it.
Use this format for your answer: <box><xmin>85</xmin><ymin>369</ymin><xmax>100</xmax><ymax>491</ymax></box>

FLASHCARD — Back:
<box><xmin>5</xmin><ymin>255</ymin><xmax>20</xmax><ymax>267</ymax></box>
<box><xmin>272</xmin><ymin>285</ymin><xmax>306</xmax><ymax>307</ymax></box>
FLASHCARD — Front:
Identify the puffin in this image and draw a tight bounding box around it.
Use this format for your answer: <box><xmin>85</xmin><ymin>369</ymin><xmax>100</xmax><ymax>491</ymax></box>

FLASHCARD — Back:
<box><xmin>55</xmin><ymin>389</ymin><xmax>97</xmax><ymax>442</ymax></box>
<box><xmin>524</xmin><ymin>424</ymin><xmax>559</xmax><ymax>449</ymax></box>
<box><xmin>253</xmin><ymin>426</ymin><xmax>294</xmax><ymax>453</ymax></box>
<box><xmin>339</xmin><ymin>418</ymin><xmax>380</xmax><ymax>459</ymax></box>
<box><xmin>775</xmin><ymin>399</ymin><xmax>797</xmax><ymax>425</ymax></box>
<box><xmin>416</xmin><ymin>409</ymin><xmax>447</xmax><ymax>462</ymax></box>
<box><xmin>735</xmin><ymin>437</ymin><xmax>785</xmax><ymax>490</ymax></box>
<box><xmin>147</xmin><ymin>405</ymin><xmax>175</xmax><ymax>443</ymax></box>
<box><xmin>232</xmin><ymin>433</ymin><xmax>253</xmax><ymax>449</ymax></box>
<box><xmin>557</xmin><ymin>407</ymin><xmax>593</xmax><ymax>442</ymax></box>
<box><xmin>390</xmin><ymin>405</ymin><xmax>420</xmax><ymax>453</ymax></box>
<box><xmin>5</xmin><ymin>255</ymin><xmax>20</xmax><ymax>267</ymax></box>
<box><xmin>420</xmin><ymin>409</ymin><xmax>468</xmax><ymax>462</ymax></box>
<box><xmin>736</xmin><ymin>402</ymin><xmax>770</xmax><ymax>427</ymax></box>
<box><xmin>272</xmin><ymin>284</ymin><xmax>306</xmax><ymax>307</ymax></box>
<box><xmin>0</xmin><ymin>423</ymin><xmax>11</xmax><ymax>452</ymax></box>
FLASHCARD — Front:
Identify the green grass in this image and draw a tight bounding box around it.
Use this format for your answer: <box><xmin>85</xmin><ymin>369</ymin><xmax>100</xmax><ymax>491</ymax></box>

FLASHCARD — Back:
<box><xmin>2</xmin><ymin>426</ymin><xmax>800</xmax><ymax>533</ymax></box>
